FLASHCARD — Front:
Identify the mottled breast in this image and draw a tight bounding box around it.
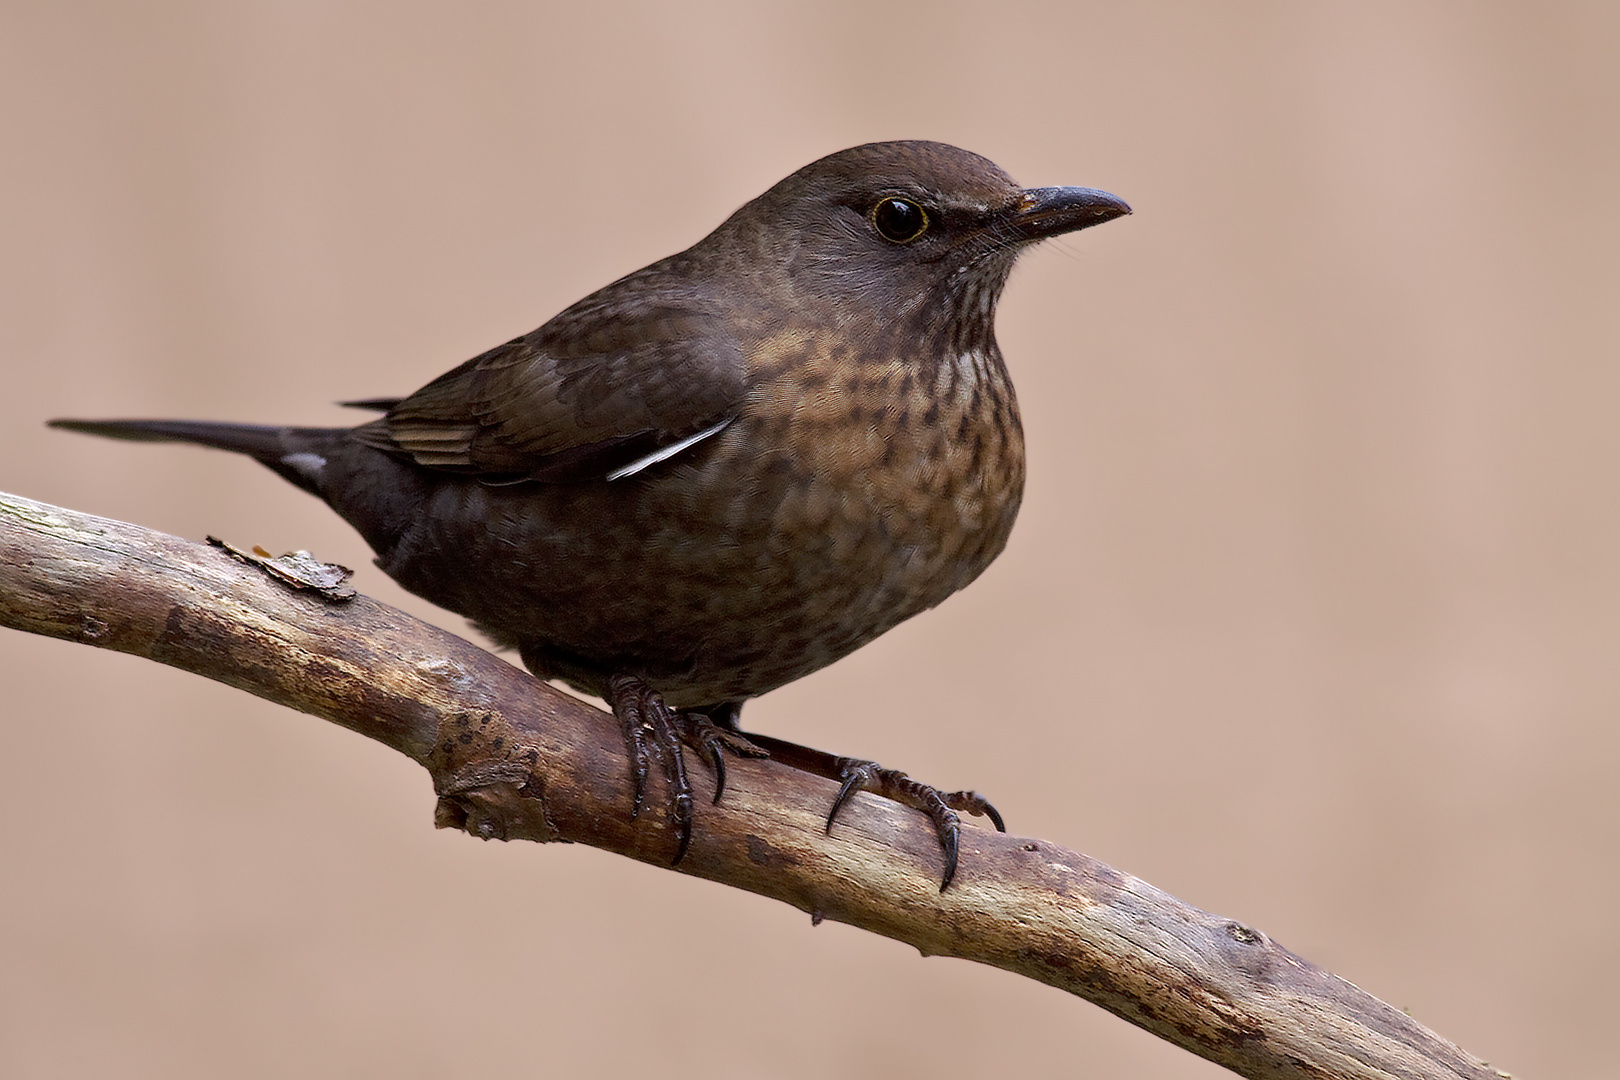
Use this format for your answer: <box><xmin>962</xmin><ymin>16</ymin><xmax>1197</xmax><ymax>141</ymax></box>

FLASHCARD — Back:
<box><xmin>678</xmin><ymin>324</ymin><xmax>1024</xmax><ymax>698</ymax></box>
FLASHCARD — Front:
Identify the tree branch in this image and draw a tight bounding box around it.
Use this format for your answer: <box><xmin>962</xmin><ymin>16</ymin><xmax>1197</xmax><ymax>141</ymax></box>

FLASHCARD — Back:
<box><xmin>0</xmin><ymin>490</ymin><xmax>1504</xmax><ymax>1080</ymax></box>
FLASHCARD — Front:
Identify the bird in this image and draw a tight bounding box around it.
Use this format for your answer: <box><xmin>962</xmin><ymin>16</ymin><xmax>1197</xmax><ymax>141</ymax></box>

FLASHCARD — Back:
<box><xmin>51</xmin><ymin>140</ymin><xmax>1130</xmax><ymax>888</ymax></box>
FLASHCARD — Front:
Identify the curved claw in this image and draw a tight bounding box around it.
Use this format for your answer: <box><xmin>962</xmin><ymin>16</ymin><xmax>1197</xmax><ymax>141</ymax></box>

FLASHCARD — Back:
<box><xmin>827</xmin><ymin>761</ymin><xmax>875</xmax><ymax>833</ymax></box>
<box><xmin>708</xmin><ymin>744</ymin><xmax>729</xmax><ymax>804</ymax></box>
<box><xmin>670</xmin><ymin>794</ymin><xmax>694</xmax><ymax>864</ymax></box>
<box><xmin>937</xmin><ymin>817</ymin><xmax>961</xmax><ymax>892</ymax></box>
<box><xmin>946</xmin><ymin>790</ymin><xmax>1005</xmax><ymax>833</ymax></box>
<box><xmin>828</xmin><ymin>757</ymin><xmax>981</xmax><ymax>890</ymax></box>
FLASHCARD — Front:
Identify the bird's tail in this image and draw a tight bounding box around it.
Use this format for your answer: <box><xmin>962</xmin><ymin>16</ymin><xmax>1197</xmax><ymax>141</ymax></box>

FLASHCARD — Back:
<box><xmin>48</xmin><ymin>418</ymin><xmax>349</xmax><ymax>498</ymax></box>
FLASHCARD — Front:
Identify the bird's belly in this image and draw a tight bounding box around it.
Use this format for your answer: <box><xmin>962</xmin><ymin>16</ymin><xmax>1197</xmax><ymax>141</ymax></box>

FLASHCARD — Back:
<box><xmin>380</xmin><ymin>385</ymin><xmax>1024</xmax><ymax>707</ymax></box>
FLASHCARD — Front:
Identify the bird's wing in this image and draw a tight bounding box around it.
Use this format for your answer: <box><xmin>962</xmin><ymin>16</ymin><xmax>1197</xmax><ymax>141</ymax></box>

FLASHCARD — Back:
<box><xmin>354</xmin><ymin>293</ymin><xmax>746</xmax><ymax>484</ymax></box>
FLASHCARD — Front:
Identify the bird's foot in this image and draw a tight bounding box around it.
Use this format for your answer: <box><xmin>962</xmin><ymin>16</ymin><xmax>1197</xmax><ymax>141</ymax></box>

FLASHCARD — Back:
<box><xmin>828</xmin><ymin>758</ymin><xmax>1006</xmax><ymax>891</ymax></box>
<box><xmin>675</xmin><ymin>705</ymin><xmax>770</xmax><ymax>804</ymax></box>
<box><xmin>607</xmin><ymin>674</ymin><xmax>694</xmax><ymax>860</ymax></box>
<box><xmin>604</xmin><ymin>677</ymin><xmax>768</xmax><ymax>865</ymax></box>
<box><xmin>603</xmin><ymin>677</ymin><xmax>998</xmax><ymax>885</ymax></box>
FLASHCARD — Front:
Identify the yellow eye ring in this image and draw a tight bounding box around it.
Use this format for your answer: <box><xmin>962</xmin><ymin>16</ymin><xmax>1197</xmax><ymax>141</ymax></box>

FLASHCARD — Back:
<box><xmin>870</xmin><ymin>197</ymin><xmax>929</xmax><ymax>243</ymax></box>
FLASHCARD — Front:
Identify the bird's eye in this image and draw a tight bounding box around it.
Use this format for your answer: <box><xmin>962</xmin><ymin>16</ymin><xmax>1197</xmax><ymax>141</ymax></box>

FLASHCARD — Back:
<box><xmin>870</xmin><ymin>197</ymin><xmax>929</xmax><ymax>243</ymax></box>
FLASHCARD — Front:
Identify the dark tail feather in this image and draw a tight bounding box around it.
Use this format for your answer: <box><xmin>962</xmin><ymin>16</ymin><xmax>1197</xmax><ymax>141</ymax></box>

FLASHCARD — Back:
<box><xmin>50</xmin><ymin>418</ymin><xmax>297</xmax><ymax>454</ymax></box>
<box><xmin>48</xmin><ymin>418</ymin><xmax>348</xmax><ymax>497</ymax></box>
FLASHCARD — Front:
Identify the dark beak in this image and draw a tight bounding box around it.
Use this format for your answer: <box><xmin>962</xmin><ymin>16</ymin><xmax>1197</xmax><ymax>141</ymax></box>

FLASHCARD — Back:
<box><xmin>1008</xmin><ymin>186</ymin><xmax>1132</xmax><ymax>240</ymax></box>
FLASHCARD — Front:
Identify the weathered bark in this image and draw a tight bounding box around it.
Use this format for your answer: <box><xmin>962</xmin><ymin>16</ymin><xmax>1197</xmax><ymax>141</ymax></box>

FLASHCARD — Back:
<box><xmin>0</xmin><ymin>490</ymin><xmax>1506</xmax><ymax>1080</ymax></box>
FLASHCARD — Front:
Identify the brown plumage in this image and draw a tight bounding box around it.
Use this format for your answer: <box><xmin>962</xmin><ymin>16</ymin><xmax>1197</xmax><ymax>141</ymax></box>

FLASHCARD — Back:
<box><xmin>51</xmin><ymin>141</ymin><xmax>1129</xmax><ymax>885</ymax></box>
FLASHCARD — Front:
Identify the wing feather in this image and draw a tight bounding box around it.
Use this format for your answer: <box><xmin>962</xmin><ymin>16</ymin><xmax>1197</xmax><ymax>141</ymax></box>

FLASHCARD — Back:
<box><xmin>354</xmin><ymin>268</ymin><xmax>746</xmax><ymax>483</ymax></box>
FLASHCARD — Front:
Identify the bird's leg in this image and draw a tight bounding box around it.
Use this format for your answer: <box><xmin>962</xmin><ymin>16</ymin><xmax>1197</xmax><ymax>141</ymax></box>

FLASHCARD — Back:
<box><xmin>603</xmin><ymin>681</ymin><xmax>769</xmax><ymax>863</ymax></box>
<box><xmin>605</xmin><ymin>674</ymin><xmax>695</xmax><ymax>863</ymax></box>
<box><xmin>603</xmin><ymin>682</ymin><xmax>999</xmax><ymax>885</ymax></box>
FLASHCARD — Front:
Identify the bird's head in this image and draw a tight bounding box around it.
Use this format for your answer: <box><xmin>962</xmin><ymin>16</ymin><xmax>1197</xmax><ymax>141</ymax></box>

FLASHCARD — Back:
<box><xmin>702</xmin><ymin>140</ymin><xmax>1130</xmax><ymax>344</ymax></box>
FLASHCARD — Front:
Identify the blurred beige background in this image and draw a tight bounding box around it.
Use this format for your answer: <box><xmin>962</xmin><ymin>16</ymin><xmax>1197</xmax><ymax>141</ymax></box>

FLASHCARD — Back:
<box><xmin>2</xmin><ymin>3</ymin><xmax>1615</xmax><ymax>1077</ymax></box>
